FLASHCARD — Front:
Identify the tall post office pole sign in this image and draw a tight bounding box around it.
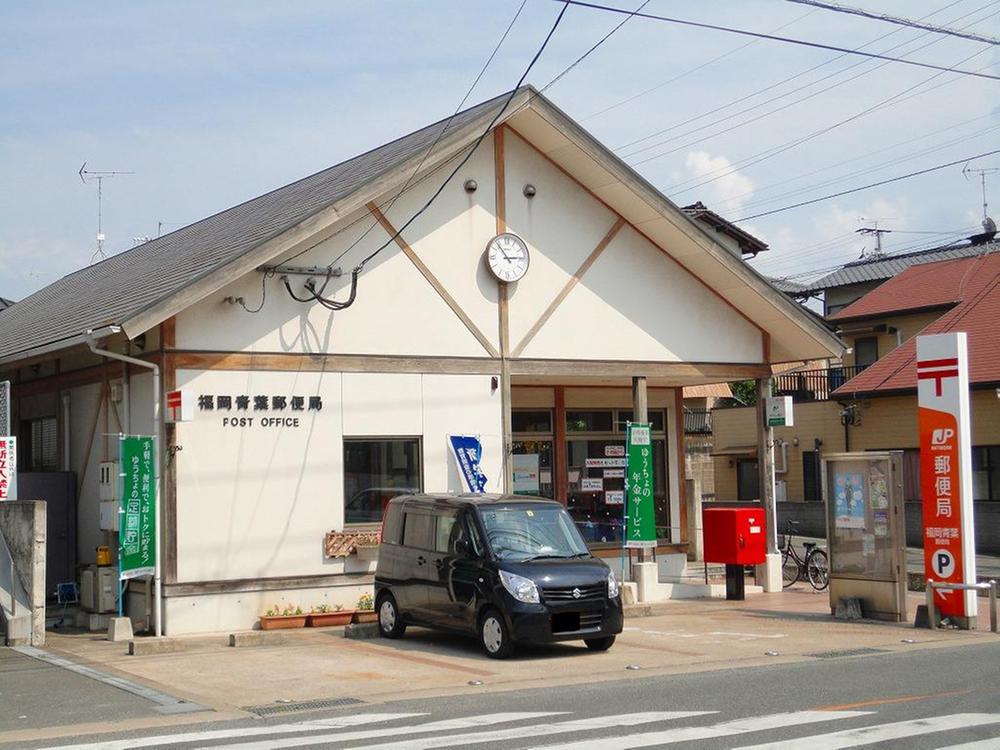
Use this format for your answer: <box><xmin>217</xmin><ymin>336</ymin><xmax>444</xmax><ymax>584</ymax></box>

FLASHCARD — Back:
<box><xmin>917</xmin><ymin>333</ymin><xmax>977</xmax><ymax>622</ymax></box>
<box><xmin>625</xmin><ymin>423</ymin><xmax>656</xmax><ymax>548</ymax></box>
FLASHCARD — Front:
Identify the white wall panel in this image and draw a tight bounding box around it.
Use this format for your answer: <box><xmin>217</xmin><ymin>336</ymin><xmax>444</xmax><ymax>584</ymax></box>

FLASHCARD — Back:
<box><xmin>521</xmin><ymin>224</ymin><xmax>763</xmax><ymax>363</ymax></box>
<box><xmin>173</xmin><ymin>369</ymin><xmax>343</xmax><ymax>582</ymax></box>
<box><xmin>341</xmin><ymin>373</ymin><xmax>422</xmax><ymax>436</ymax></box>
<box><xmin>420</xmin><ymin>374</ymin><xmax>503</xmax><ymax>494</ymax></box>
<box><xmin>503</xmin><ymin>131</ymin><xmax>618</xmax><ymax>349</ymax></box>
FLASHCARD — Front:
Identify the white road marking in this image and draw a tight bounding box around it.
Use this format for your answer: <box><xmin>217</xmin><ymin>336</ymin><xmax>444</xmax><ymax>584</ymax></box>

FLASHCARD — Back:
<box><xmin>38</xmin><ymin>713</ymin><xmax>425</xmax><ymax>750</ymax></box>
<box><xmin>624</xmin><ymin>629</ymin><xmax>785</xmax><ymax>640</ymax></box>
<box><xmin>343</xmin><ymin>712</ymin><xmax>714</xmax><ymax>750</ymax></box>
<box><xmin>211</xmin><ymin>712</ymin><xmax>569</xmax><ymax>750</ymax></box>
<box><xmin>936</xmin><ymin>739</ymin><xmax>1000</xmax><ymax>750</ymax></box>
<box><xmin>530</xmin><ymin>710</ymin><xmax>871</xmax><ymax>750</ymax></box>
<box><xmin>734</xmin><ymin>713</ymin><xmax>1000</xmax><ymax>749</ymax></box>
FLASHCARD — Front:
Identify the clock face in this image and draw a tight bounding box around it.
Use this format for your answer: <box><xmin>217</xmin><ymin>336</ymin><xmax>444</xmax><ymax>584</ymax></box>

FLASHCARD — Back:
<box><xmin>486</xmin><ymin>233</ymin><xmax>530</xmax><ymax>283</ymax></box>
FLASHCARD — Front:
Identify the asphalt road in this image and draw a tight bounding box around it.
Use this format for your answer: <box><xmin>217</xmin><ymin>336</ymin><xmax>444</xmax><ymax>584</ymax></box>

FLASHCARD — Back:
<box><xmin>6</xmin><ymin>640</ymin><xmax>1000</xmax><ymax>749</ymax></box>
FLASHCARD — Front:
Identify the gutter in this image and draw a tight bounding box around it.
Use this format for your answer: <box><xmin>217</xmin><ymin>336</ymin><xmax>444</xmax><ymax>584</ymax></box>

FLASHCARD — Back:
<box><xmin>85</xmin><ymin>326</ymin><xmax>164</xmax><ymax>638</ymax></box>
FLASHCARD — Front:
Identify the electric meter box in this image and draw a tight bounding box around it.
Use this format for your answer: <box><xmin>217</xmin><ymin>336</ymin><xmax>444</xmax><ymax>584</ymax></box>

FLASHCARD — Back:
<box><xmin>99</xmin><ymin>501</ymin><xmax>119</xmax><ymax>531</ymax></box>
<box><xmin>98</xmin><ymin>461</ymin><xmax>120</xmax><ymax>501</ymax></box>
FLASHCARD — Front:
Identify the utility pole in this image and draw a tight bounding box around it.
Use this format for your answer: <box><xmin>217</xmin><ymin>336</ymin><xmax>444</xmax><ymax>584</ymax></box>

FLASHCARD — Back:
<box><xmin>856</xmin><ymin>221</ymin><xmax>891</xmax><ymax>259</ymax></box>
<box><xmin>79</xmin><ymin>163</ymin><xmax>134</xmax><ymax>262</ymax></box>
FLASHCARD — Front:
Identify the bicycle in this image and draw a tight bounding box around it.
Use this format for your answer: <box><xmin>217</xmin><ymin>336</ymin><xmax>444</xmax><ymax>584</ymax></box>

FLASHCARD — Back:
<box><xmin>780</xmin><ymin>520</ymin><xmax>829</xmax><ymax>591</ymax></box>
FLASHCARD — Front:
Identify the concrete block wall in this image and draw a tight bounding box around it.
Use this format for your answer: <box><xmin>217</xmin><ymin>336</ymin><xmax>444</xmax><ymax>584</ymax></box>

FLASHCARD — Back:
<box><xmin>0</xmin><ymin>500</ymin><xmax>46</xmax><ymax>645</ymax></box>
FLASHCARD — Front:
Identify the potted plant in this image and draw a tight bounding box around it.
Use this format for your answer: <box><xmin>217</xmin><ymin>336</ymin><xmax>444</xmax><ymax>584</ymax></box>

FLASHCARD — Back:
<box><xmin>259</xmin><ymin>604</ymin><xmax>306</xmax><ymax>630</ymax></box>
<box><xmin>307</xmin><ymin>603</ymin><xmax>353</xmax><ymax>628</ymax></box>
<box><xmin>354</xmin><ymin>539</ymin><xmax>380</xmax><ymax>562</ymax></box>
<box><xmin>352</xmin><ymin>593</ymin><xmax>377</xmax><ymax>623</ymax></box>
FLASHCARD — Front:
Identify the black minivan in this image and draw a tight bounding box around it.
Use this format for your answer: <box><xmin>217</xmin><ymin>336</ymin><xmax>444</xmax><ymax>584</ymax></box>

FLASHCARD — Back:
<box><xmin>374</xmin><ymin>493</ymin><xmax>623</xmax><ymax>659</ymax></box>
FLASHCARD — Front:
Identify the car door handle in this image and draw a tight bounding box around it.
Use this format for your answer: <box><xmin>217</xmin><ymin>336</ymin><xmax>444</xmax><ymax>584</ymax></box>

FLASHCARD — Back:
<box><xmin>416</xmin><ymin>556</ymin><xmax>426</xmax><ymax>566</ymax></box>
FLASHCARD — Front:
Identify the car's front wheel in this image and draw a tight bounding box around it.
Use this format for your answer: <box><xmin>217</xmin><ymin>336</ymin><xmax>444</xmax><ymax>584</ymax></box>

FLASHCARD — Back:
<box><xmin>377</xmin><ymin>593</ymin><xmax>406</xmax><ymax>639</ymax></box>
<box><xmin>479</xmin><ymin>608</ymin><xmax>515</xmax><ymax>659</ymax></box>
<box><xmin>584</xmin><ymin>635</ymin><xmax>616</xmax><ymax>651</ymax></box>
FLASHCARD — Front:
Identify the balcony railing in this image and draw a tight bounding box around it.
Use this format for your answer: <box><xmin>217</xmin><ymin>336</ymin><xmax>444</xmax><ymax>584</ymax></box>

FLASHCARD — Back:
<box><xmin>684</xmin><ymin>408</ymin><xmax>712</xmax><ymax>434</ymax></box>
<box><xmin>773</xmin><ymin>365</ymin><xmax>868</xmax><ymax>402</ymax></box>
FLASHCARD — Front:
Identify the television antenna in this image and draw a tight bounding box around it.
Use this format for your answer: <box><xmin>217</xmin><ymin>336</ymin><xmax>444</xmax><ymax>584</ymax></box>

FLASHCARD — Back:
<box><xmin>962</xmin><ymin>162</ymin><xmax>999</xmax><ymax>226</ymax></box>
<box><xmin>78</xmin><ymin>162</ymin><xmax>134</xmax><ymax>261</ymax></box>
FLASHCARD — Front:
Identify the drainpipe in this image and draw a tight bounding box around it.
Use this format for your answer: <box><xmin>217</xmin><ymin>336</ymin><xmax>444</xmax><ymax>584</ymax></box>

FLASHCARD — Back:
<box><xmin>61</xmin><ymin>393</ymin><xmax>71</xmax><ymax>471</ymax></box>
<box><xmin>86</xmin><ymin>326</ymin><xmax>163</xmax><ymax>638</ymax></box>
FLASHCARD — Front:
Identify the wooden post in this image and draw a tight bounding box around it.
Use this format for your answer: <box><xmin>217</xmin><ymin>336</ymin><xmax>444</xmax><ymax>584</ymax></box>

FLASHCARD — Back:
<box><xmin>632</xmin><ymin>376</ymin><xmax>649</xmax><ymax>561</ymax></box>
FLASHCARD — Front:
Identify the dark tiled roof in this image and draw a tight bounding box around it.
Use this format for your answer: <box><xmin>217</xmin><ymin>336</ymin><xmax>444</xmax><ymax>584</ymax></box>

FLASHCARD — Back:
<box><xmin>682</xmin><ymin>201</ymin><xmax>768</xmax><ymax>256</ymax></box>
<box><xmin>0</xmin><ymin>297</ymin><xmax>13</xmax><ymax>311</ymax></box>
<box><xmin>801</xmin><ymin>240</ymin><xmax>999</xmax><ymax>292</ymax></box>
<box><xmin>0</xmin><ymin>89</ymin><xmax>522</xmax><ymax>361</ymax></box>
<box><xmin>834</xmin><ymin>252</ymin><xmax>1000</xmax><ymax>395</ymax></box>
<box><xmin>768</xmin><ymin>277</ymin><xmax>809</xmax><ymax>294</ymax></box>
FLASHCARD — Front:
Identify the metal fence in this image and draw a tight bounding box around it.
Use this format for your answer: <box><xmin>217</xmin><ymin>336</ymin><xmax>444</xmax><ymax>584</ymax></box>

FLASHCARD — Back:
<box><xmin>773</xmin><ymin>365</ymin><xmax>868</xmax><ymax>402</ymax></box>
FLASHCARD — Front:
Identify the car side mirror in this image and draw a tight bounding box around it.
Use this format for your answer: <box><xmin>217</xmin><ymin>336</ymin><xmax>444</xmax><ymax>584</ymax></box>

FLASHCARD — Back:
<box><xmin>455</xmin><ymin>538</ymin><xmax>473</xmax><ymax>557</ymax></box>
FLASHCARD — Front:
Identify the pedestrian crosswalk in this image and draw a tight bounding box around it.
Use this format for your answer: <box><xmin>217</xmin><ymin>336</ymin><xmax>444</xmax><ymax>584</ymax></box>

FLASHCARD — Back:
<box><xmin>39</xmin><ymin>707</ymin><xmax>1000</xmax><ymax>749</ymax></box>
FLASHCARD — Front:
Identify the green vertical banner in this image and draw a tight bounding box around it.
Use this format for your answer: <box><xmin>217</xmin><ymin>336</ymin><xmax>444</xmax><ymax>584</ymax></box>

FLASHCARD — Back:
<box><xmin>119</xmin><ymin>435</ymin><xmax>156</xmax><ymax>579</ymax></box>
<box><xmin>625</xmin><ymin>423</ymin><xmax>656</xmax><ymax>548</ymax></box>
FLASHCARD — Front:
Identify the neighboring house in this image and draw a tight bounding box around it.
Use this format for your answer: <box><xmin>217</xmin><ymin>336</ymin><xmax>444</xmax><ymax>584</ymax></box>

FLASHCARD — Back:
<box><xmin>711</xmin><ymin>251</ymin><xmax>1000</xmax><ymax>551</ymax></box>
<box><xmin>800</xmin><ymin>232</ymin><xmax>999</xmax><ymax>317</ymax></box>
<box><xmin>682</xmin><ymin>202</ymin><xmax>769</xmax><ymax>259</ymax></box>
<box><xmin>0</xmin><ymin>86</ymin><xmax>840</xmax><ymax>634</ymax></box>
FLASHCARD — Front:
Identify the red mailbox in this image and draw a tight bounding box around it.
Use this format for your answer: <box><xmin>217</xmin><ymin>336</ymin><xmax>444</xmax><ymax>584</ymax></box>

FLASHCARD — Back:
<box><xmin>702</xmin><ymin>505</ymin><xmax>767</xmax><ymax>566</ymax></box>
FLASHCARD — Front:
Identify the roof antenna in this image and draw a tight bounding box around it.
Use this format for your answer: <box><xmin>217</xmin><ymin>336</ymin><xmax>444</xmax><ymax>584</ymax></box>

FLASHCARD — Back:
<box><xmin>78</xmin><ymin>162</ymin><xmax>135</xmax><ymax>262</ymax></box>
<box><xmin>962</xmin><ymin>162</ymin><xmax>999</xmax><ymax>234</ymax></box>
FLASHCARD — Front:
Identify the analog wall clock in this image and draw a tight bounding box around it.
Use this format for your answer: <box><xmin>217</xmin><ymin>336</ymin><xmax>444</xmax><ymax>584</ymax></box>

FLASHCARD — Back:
<box><xmin>486</xmin><ymin>233</ymin><xmax>530</xmax><ymax>283</ymax></box>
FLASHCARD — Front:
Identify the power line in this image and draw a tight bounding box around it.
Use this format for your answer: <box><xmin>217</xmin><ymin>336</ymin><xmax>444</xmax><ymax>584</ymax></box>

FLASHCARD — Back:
<box><xmin>620</xmin><ymin>4</ymin><xmax>997</xmax><ymax>162</ymax></box>
<box><xmin>355</xmin><ymin>3</ymin><xmax>571</xmax><ymax>272</ymax></box>
<box><xmin>614</xmin><ymin>0</ymin><xmax>977</xmax><ymax>155</ymax></box>
<box><xmin>553</xmin><ymin>0</ymin><xmax>1000</xmax><ymax>81</ymax></box>
<box><xmin>734</xmin><ymin>149</ymin><xmax>1000</xmax><ymax>222</ymax></box>
<box><xmin>661</xmin><ymin>45</ymin><xmax>995</xmax><ymax>197</ymax></box>
<box><xmin>581</xmin><ymin>7</ymin><xmax>818</xmax><ymax>122</ymax></box>
<box><xmin>786</xmin><ymin>0</ymin><xmax>1000</xmax><ymax>45</ymax></box>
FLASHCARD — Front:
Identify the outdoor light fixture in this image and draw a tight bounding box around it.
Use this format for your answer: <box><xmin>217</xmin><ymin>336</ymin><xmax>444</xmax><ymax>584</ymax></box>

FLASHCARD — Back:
<box><xmin>523</xmin><ymin>184</ymin><xmax>536</xmax><ymax>198</ymax></box>
<box><xmin>464</xmin><ymin>179</ymin><xmax>478</xmax><ymax>193</ymax></box>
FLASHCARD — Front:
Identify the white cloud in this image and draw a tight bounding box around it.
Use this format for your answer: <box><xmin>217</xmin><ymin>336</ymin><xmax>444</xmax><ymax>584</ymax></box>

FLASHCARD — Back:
<box><xmin>683</xmin><ymin>151</ymin><xmax>755</xmax><ymax>216</ymax></box>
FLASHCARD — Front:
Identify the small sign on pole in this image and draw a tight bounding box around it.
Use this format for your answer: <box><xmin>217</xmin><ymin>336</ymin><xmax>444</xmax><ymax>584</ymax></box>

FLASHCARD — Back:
<box><xmin>625</xmin><ymin>423</ymin><xmax>656</xmax><ymax>548</ymax></box>
<box><xmin>766</xmin><ymin>396</ymin><xmax>794</xmax><ymax>427</ymax></box>
<box><xmin>0</xmin><ymin>436</ymin><xmax>16</xmax><ymax>502</ymax></box>
<box><xmin>165</xmin><ymin>389</ymin><xmax>193</xmax><ymax>423</ymax></box>
<box><xmin>917</xmin><ymin>333</ymin><xmax>977</xmax><ymax>623</ymax></box>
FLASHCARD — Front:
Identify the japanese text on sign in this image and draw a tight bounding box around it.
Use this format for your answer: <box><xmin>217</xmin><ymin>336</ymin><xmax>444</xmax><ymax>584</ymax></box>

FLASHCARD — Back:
<box><xmin>119</xmin><ymin>436</ymin><xmax>156</xmax><ymax>580</ymax></box>
<box><xmin>0</xmin><ymin>437</ymin><xmax>15</xmax><ymax>502</ymax></box>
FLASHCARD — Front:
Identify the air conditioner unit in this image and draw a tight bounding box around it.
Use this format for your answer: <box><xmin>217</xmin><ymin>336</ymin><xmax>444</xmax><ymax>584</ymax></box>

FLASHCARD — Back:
<box><xmin>80</xmin><ymin>566</ymin><xmax>117</xmax><ymax>613</ymax></box>
<box><xmin>99</xmin><ymin>461</ymin><xmax>120</xmax><ymax>501</ymax></box>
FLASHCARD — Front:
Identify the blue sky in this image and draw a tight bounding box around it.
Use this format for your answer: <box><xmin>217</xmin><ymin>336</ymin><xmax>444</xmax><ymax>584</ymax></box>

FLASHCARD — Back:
<box><xmin>1</xmin><ymin>0</ymin><xmax>997</xmax><ymax>300</ymax></box>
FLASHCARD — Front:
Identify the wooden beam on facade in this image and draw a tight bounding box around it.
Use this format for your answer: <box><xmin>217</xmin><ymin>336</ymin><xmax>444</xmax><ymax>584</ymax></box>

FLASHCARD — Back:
<box><xmin>366</xmin><ymin>202</ymin><xmax>501</xmax><ymax>359</ymax></box>
<box><xmin>510</xmin><ymin>359</ymin><xmax>771</xmax><ymax>380</ymax></box>
<box><xmin>512</xmin><ymin>217</ymin><xmax>625</xmax><ymax>358</ymax></box>
<box><xmin>169</xmin><ymin>350</ymin><xmax>501</xmax><ymax>375</ymax></box>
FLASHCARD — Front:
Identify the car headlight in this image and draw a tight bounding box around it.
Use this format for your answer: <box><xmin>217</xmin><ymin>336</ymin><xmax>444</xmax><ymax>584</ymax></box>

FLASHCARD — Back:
<box><xmin>608</xmin><ymin>570</ymin><xmax>620</xmax><ymax>599</ymax></box>
<box><xmin>499</xmin><ymin>570</ymin><xmax>539</xmax><ymax>604</ymax></box>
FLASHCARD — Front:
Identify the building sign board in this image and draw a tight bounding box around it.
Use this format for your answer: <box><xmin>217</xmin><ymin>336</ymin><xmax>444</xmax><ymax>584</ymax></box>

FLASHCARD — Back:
<box><xmin>119</xmin><ymin>436</ymin><xmax>156</xmax><ymax>579</ymax></box>
<box><xmin>917</xmin><ymin>333</ymin><xmax>976</xmax><ymax>620</ymax></box>
<box><xmin>0</xmin><ymin>437</ymin><xmax>16</xmax><ymax>502</ymax></box>
<box><xmin>625</xmin><ymin>423</ymin><xmax>656</xmax><ymax>548</ymax></box>
<box><xmin>197</xmin><ymin>393</ymin><xmax>322</xmax><ymax>428</ymax></box>
<box><xmin>766</xmin><ymin>396</ymin><xmax>794</xmax><ymax>427</ymax></box>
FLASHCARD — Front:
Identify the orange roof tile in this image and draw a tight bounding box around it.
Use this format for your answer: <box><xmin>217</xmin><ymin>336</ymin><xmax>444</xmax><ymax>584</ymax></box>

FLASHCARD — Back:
<box><xmin>834</xmin><ymin>253</ymin><xmax>1000</xmax><ymax>395</ymax></box>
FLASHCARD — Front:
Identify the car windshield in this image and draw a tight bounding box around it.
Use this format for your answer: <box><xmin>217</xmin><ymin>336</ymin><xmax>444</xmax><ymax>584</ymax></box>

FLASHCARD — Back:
<box><xmin>477</xmin><ymin>505</ymin><xmax>590</xmax><ymax>562</ymax></box>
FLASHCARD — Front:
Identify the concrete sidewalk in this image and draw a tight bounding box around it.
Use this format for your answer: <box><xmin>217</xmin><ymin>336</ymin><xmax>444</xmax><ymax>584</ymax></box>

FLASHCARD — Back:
<box><xmin>19</xmin><ymin>588</ymin><xmax>996</xmax><ymax>729</ymax></box>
